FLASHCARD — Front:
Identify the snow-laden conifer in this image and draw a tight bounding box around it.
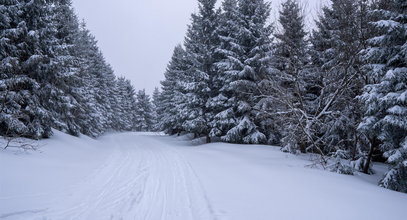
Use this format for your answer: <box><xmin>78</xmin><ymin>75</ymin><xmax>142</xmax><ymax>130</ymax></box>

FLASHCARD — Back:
<box><xmin>159</xmin><ymin>45</ymin><xmax>190</xmax><ymax>135</ymax></box>
<box><xmin>0</xmin><ymin>0</ymin><xmax>52</xmax><ymax>139</ymax></box>
<box><xmin>359</xmin><ymin>0</ymin><xmax>407</xmax><ymax>192</ymax></box>
<box><xmin>134</xmin><ymin>89</ymin><xmax>155</xmax><ymax>132</ymax></box>
<box><xmin>221</xmin><ymin>0</ymin><xmax>273</xmax><ymax>144</ymax></box>
<box><xmin>269</xmin><ymin>0</ymin><xmax>309</xmax><ymax>149</ymax></box>
<box><xmin>182</xmin><ymin>0</ymin><xmax>219</xmax><ymax>142</ymax></box>
<box><xmin>208</xmin><ymin>0</ymin><xmax>241</xmax><ymax>139</ymax></box>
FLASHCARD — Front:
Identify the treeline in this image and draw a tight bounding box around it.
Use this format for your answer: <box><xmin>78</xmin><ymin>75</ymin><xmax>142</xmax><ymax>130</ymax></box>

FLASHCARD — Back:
<box><xmin>156</xmin><ymin>0</ymin><xmax>407</xmax><ymax>193</ymax></box>
<box><xmin>0</xmin><ymin>0</ymin><xmax>155</xmax><ymax>139</ymax></box>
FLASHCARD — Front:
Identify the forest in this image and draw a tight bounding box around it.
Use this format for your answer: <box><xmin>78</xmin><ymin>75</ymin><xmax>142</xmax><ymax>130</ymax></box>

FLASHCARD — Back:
<box><xmin>156</xmin><ymin>0</ymin><xmax>407</xmax><ymax>193</ymax></box>
<box><xmin>0</xmin><ymin>0</ymin><xmax>156</xmax><ymax>139</ymax></box>
<box><xmin>1</xmin><ymin>0</ymin><xmax>406</xmax><ymax>195</ymax></box>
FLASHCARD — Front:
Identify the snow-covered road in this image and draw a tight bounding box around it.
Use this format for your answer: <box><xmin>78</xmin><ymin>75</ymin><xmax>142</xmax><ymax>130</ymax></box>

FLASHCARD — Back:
<box><xmin>1</xmin><ymin>132</ymin><xmax>215</xmax><ymax>220</ymax></box>
<box><xmin>1</xmin><ymin>132</ymin><xmax>407</xmax><ymax>220</ymax></box>
<box><xmin>38</xmin><ymin>134</ymin><xmax>215</xmax><ymax>220</ymax></box>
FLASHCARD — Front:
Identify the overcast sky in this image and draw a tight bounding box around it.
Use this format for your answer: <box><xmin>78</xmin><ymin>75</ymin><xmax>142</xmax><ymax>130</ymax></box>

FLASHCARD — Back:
<box><xmin>71</xmin><ymin>0</ymin><xmax>328</xmax><ymax>94</ymax></box>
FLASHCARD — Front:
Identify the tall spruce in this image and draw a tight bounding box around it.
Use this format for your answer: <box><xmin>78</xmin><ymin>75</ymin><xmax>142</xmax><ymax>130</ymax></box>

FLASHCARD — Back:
<box><xmin>159</xmin><ymin>45</ymin><xmax>190</xmax><ymax>134</ymax></box>
<box><xmin>221</xmin><ymin>0</ymin><xmax>273</xmax><ymax>144</ymax></box>
<box><xmin>115</xmin><ymin>77</ymin><xmax>137</xmax><ymax>131</ymax></box>
<box><xmin>151</xmin><ymin>87</ymin><xmax>161</xmax><ymax>131</ymax></box>
<box><xmin>0</xmin><ymin>0</ymin><xmax>52</xmax><ymax>139</ymax></box>
<box><xmin>359</xmin><ymin>0</ymin><xmax>407</xmax><ymax>192</ymax></box>
<box><xmin>70</xmin><ymin>23</ymin><xmax>104</xmax><ymax>136</ymax></box>
<box><xmin>39</xmin><ymin>0</ymin><xmax>84</xmax><ymax>136</ymax></box>
<box><xmin>270</xmin><ymin>0</ymin><xmax>309</xmax><ymax>151</ymax></box>
<box><xmin>134</xmin><ymin>89</ymin><xmax>154</xmax><ymax>132</ymax></box>
<box><xmin>208</xmin><ymin>0</ymin><xmax>242</xmax><ymax>139</ymax></box>
<box><xmin>182</xmin><ymin>0</ymin><xmax>219</xmax><ymax>142</ymax></box>
<box><xmin>296</xmin><ymin>0</ymin><xmax>370</xmax><ymax>166</ymax></box>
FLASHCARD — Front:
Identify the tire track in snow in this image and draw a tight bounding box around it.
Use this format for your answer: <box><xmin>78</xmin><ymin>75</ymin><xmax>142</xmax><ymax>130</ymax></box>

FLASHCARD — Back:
<box><xmin>134</xmin><ymin>136</ymin><xmax>218</xmax><ymax>220</ymax></box>
<box><xmin>20</xmin><ymin>133</ymin><xmax>215</xmax><ymax>220</ymax></box>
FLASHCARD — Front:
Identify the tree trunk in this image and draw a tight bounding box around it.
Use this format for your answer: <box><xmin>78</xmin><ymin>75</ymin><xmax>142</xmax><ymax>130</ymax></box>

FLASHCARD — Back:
<box><xmin>206</xmin><ymin>135</ymin><xmax>211</xmax><ymax>144</ymax></box>
<box><xmin>299</xmin><ymin>142</ymin><xmax>306</xmax><ymax>153</ymax></box>
<box><xmin>352</xmin><ymin>130</ymin><xmax>358</xmax><ymax>160</ymax></box>
<box><xmin>363</xmin><ymin>138</ymin><xmax>377</xmax><ymax>174</ymax></box>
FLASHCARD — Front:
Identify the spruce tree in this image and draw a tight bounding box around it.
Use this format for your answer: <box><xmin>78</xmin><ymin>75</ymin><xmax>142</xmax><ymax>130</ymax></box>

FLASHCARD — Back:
<box><xmin>301</xmin><ymin>0</ymin><xmax>370</xmax><ymax>161</ymax></box>
<box><xmin>0</xmin><ymin>0</ymin><xmax>52</xmax><ymax>139</ymax></box>
<box><xmin>69</xmin><ymin>23</ymin><xmax>102</xmax><ymax>136</ymax></box>
<box><xmin>159</xmin><ymin>45</ymin><xmax>190</xmax><ymax>134</ymax></box>
<box><xmin>359</xmin><ymin>0</ymin><xmax>407</xmax><ymax>192</ymax></box>
<box><xmin>115</xmin><ymin>77</ymin><xmax>137</xmax><ymax>131</ymax></box>
<box><xmin>221</xmin><ymin>0</ymin><xmax>273</xmax><ymax>144</ymax></box>
<box><xmin>88</xmin><ymin>53</ymin><xmax>118</xmax><ymax>132</ymax></box>
<box><xmin>39</xmin><ymin>0</ymin><xmax>84</xmax><ymax>136</ymax></box>
<box><xmin>73</xmin><ymin>23</ymin><xmax>117</xmax><ymax>136</ymax></box>
<box><xmin>182</xmin><ymin>0</ymin><xmax>219</xmax><ymax>142</ymax></box>
<box><xmin>151</xmin><ymin>87</ymin><xmax>161</xmax><ymax>131</ymax></box>
<box><xmin>134</xmin><ymin>89</ymin><xmax>154</xmax><ymax>132</ymax></box>
<box><xmin>208</xmin><ymin>0</ymin><xmax>242</xmax><ymax>139</ymax></box>
<box><xmin>271</xmin><ymin>0</ymin><xmax>309</xmax><ymax>151</ymax></box>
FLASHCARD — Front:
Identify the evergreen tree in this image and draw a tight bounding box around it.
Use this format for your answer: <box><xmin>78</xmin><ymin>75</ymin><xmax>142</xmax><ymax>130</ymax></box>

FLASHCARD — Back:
<box><xmin>0</xmin><ymin>0</ymin><xmax>52</xmax><ymax>139</ymax></box>
<box><xmin>359</xmin><ymin>0</ymin><xmax>407</xmax><ymax>192</ymax></box>
<box><xmin>38</xmin><ymin>0</ymin><xmax>84</xmax><ymax>136</ymax></box>
<box><xmin>151</xmin><ymin>87</ymin><xmax>161</xmax><ymax>131</ymax></box>
<box><xmin>159</xmin><ymin>45</ymin><xmax>190</xmax><ymax>134</ymax></box>
<box><xmin>296</xmin><ymin>0</ymin><xmax>370</xmax><ymax>162</ymax></box>
<box><xmin>182</xmin><ymin>0</ymin><xmax>219</xmax><ymax>142</ymax></box>
<box><xmin>92</xmin><ymin>56</ymin><xmax>118</xmax><ymax>132</ymax></box>
<box><xmin>221</xmin><ymin>0</ymin><xmax>273</xmax><ymax>144</ymax></box>
<box><xmin>115</xmin><ymin>77</ymin><xmax>137</xmax><ymax>131</ymax></box>
<box><xmin>208</xmin><ymin>0</ymin><xmax>242</xmax><ymax>139</ymax></box>
<box><xmin>70</xmin><ymin>23</ymin><xmax>106</xmax><ymax>136</ymax></box>
<box><xmin>134</xmin><ymin>89</ymin><xmax>154</xmax><ymax>132</ymax></box>
<box><xmin>270</xmin><ymin>0</ymin><xmax>309</xmax><ymax>150</ymax></box>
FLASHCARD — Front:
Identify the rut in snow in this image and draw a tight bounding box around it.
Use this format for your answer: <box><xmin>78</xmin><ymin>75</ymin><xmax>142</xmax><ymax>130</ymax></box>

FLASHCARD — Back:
<box><xmin>5</xmin><ymin>134</ymin><xmax>216</xmax><ymax>220</ymax></box>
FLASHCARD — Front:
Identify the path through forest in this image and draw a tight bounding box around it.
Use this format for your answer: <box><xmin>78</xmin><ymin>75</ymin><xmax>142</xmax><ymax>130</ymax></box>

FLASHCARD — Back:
<box><xmin>1</xmin><ymin>132</ymin><xmax>407</xmax><ymax>220</ymax></box>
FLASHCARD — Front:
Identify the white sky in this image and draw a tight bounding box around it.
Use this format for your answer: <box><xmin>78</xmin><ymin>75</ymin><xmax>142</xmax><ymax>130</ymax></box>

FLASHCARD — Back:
<box><xmin>71</xmin><ymin>0</ymin><xmax>329</xmax><ymax>94</ymax></box>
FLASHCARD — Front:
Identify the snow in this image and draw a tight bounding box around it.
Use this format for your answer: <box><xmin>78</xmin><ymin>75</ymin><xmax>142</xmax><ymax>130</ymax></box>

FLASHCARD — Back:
<box><xmin>1</xmin><ymin>131</ymin><xmax>407</xmax><ymax>220</ymax></box>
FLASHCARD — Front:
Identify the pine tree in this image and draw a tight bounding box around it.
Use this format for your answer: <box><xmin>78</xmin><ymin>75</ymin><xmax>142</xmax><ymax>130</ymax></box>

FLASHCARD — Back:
<box><xmin>182</xmin><ymin>0</ymin><xmax>219</xmax><ymax>142</ymax></box>
<box><xmin>159</xmin><ymin>45</ymin><xmax>190</xmax><ymax>134</ymax></box>
<box><xmin>75</xmin><ymin>25</ymin><xmax>139</xmax><ymax>135</ymax></box>
<box><xmin>359</xmin><ymin>0</ymin><xmax>407</xmax><ymax>192</ymax></box>
<box><xmin>77</xmin><ymin>29</ymin><xmax>119</xmax><ymax>133</ymax></box>
<box><xmin>208</xmin><ymin>0</ymin><xmax>242</xmax><ymax>139</ymax></box>
<box><xmin>151</xmin><ymin>87</ymin><xmax>161</xmax><ymax>131</ymax></box>
<box><xmin>221</xmin><ymin>0</ymin><xmax>273</xmax><ymax>144</ymax></box>
<box><xmin>69</xmin><ymin>23</ymin><xmax>104</xmax><ymax>136</ymax></box>
<box><xmin>270</xmin><ymin>0</ymin><xmax>309</xmax><ymax>151</ymax></box>
<box><xmin>134</xmin><ymin>89</ymin><xmax>154</xmax><ymax>132</ymax></box>
<box><xmin>115</xmin><ymin>77</ymin><xmax>137</xmax><ymax>131</ymax></box>
<box><xmin>295</xmin><ymin>0</ymin><xmax>370</xmax><ymax>163</ymax></box>
<box><xmin>0</xmin><ymin>0</ymin><xmax>52</xmax><ymax>139</ymax></box>
<box><xmin>38</xmin><ymin>0</ymin><xmax>84</xmax><ymax>136</ymax></box>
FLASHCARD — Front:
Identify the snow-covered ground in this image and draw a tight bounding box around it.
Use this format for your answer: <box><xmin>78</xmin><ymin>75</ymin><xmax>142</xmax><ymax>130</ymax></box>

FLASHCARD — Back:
<box><xmin>1</xmin><ymin>131</ymin><xmax>406</xmax><ymax>220</ymax></box>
